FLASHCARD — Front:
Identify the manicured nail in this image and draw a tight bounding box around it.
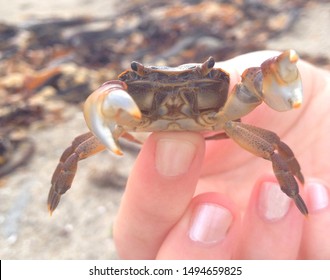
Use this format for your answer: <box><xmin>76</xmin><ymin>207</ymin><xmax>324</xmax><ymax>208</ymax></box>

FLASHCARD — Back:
<box><xmin>189</xmin><ymin>203</ymin><xmax>233</xmax><ymax>244</ymax></box>
<box><xmin>155</xmin><ymin>138</ymin><xmax>196</xmax><ymax>177</ymax></box>
<box><xmin>258</xmin><ymin>181</ymin><xmax>291</xmax><ymax>221</ymax></box>
<box><xmin>306</xmin><ymin>180</ymin><xmax>329</xmax><ymax>212</ymax></box>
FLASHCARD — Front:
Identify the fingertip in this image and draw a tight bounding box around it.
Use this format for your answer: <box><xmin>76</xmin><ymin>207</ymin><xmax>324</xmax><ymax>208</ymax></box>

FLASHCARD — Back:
<box><xmin>156</xmin><ymin>192</ymin><xmax>240</xmax><ymax>259</ymax></box>
<box><xmin>188</xmin><ymin>193</ymin><xmax>239</xmax><ymax>247</ymax></box>
<box><xmin>238</xmin><ymin>175</ymin><xmax>305</xmax><ymax>259</ymax></box>
<box><xmin>189</xmin><ymin>203</ymin><xmax>233</xmax><ymax>244</ymax></box>
<box><xmin>153</xmin><ymin>132</ymin><xmax>205</xmax><ymax>177</ymax></box>
<box><xmin>300</xmin><ymin>179</ymin><xmax>330</xmax><ymax>259</ymax></box>
<box><xmin>305</xmin><ymin>179</ymin><xmax>329</xmax><ymax>213</ymax></box>
<box><xmin>256</xmin><ymin>178</ymin><xmax>292</xmax><ymax>222</ymax></box>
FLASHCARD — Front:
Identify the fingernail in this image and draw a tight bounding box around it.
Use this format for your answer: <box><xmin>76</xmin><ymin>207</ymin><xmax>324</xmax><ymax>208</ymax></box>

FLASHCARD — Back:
<box><xmin>189</xmin><ymin>203</ymin><xmax>233</xmax><ymax>244</ymax></box>
<box><xmin>258</xmin><ymin>181</ymin><xmax>291</xmax><ymax>221</ymax></box>
<box><xmin>306</xmin><ymin>180</ymin><xmax>329</xmax><ymax>213</ymax></box>
<box><xmin>156</xmin><ymin>138</ymin><xmax>196</xmax><ymax>177</ymax></box>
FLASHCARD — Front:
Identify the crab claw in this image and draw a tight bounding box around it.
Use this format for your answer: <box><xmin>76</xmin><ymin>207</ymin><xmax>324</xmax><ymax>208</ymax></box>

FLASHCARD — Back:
<box><xmin>83</xmin><ymin>80</ymin><xmax>141</xmax><ymax>155</ymax></box>
<box><xmin>261</xmin><ymin>49</ymin><xmax>303</xmax><ymax>111</ymax></box>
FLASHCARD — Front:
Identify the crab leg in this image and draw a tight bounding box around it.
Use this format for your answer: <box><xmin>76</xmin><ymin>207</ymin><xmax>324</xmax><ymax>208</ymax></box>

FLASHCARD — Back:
<box><xmin>48</xmin><ymin>132</ymin><xmax>105</xmax><ymax>214</ymax></box>
<box><xmin>231</xmin><ymin>123</ymin><xmax>304</xmax><ymax>184</ymax></box>
<box><xmin>83</xmin><ymin>80</ymin><xmax>142</xmax><ymax>155</ymax></box>
<box><xmin>223</xmin><ymin>121</ymin><xmax>308</xmax><ymax>215</ymax></box>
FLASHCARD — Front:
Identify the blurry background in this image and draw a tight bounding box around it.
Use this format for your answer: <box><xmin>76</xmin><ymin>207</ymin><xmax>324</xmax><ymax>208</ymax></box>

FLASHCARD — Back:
<box><xmin>0</xmin><ymin>0</ymin><xmax>329</xmax><ymax>259</ymax></box>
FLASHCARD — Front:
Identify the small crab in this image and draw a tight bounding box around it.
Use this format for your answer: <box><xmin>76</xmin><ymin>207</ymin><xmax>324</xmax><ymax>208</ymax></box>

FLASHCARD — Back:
<box><xmin>48</xmin><ymin>50</ymin><xmax>308</xmax><ymax>216</ymax></box>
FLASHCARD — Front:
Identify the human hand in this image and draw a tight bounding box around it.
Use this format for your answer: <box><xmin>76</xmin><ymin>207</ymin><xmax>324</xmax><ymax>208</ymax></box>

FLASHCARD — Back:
<box><xmin>113</xmin><ymin>51</ymin><xmax>330</xmax><ymax>259</ymax></box>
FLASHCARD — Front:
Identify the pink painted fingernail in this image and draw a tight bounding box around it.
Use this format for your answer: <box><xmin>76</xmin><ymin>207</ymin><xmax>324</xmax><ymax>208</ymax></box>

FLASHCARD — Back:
<box><xmin>189</xmin><ymin>203</ymin><xmax>233</xmax><ymax>244</ymax></box>
<box><xmin>156</xmin><ymin>138</ymin><xmax>196</xmax><ymax>177</ymax></box>
<box><xmin>306</xmin><ymin>180</ymin><xmax>329</xmax><ymax>213</ymax></box>
<box><xmin>258</xmin><ymin>181</ymin><xmax>291</xmax><ymax>221</ymax></box>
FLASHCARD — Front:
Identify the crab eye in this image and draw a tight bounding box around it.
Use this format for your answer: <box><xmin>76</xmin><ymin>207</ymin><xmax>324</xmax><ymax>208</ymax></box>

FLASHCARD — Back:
<box><xmin>207</xmin><ymin>57</ymin><xmax>215</xmax><ymax>69</ymax></box>
<box><xmin>200</xmin><ymin>56</ymin><xmax>215</xmax><ymax>76</ymax></box>
<box><xmin>131</xmin><ymin>61</ymin><xmax>145</xmax><ymax>76</ymax></box>
<box><xmin>131</xmin><ymin>61</ymin><xmax>139</xmax><ymax>71</ymax></box>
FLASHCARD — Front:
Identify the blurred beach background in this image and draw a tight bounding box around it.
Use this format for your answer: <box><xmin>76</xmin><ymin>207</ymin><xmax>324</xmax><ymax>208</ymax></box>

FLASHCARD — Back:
<box><xmin>0</xmin><ymin>0</ymin><xmax>329</xmax><ymax>259</ymax></box>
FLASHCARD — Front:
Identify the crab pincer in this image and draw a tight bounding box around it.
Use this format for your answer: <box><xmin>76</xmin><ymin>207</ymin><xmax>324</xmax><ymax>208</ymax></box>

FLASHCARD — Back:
<box><xmin>261</xmin><ymin>49</ymin><xmax>303</xmax><ymax>111</ymax></box>
<box><xmin>83</xmin><ymin>80</ymin><xmax>142</xmax><ymax>155</ymax></box>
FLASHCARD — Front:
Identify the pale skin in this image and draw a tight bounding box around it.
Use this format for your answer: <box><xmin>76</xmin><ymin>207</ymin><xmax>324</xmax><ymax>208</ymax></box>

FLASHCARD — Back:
<box><xmin>113</xmin><ymin>51</ymin><xmax>330</xmax><ymax>259</ymax></box>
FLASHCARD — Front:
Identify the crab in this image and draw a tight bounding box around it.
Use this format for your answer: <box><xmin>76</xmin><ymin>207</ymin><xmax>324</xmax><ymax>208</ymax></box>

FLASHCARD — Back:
<box><xmin>48</xmin><ymin>50</ymin><xmax>308</xmax><ymax>216</ymax></box>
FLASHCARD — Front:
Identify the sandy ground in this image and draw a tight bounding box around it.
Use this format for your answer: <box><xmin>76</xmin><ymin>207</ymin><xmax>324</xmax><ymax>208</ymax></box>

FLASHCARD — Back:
<box><xmin>0</xmin><ymin>1</ymin><xmax>330</xmax><ymax>259</ymax></box>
